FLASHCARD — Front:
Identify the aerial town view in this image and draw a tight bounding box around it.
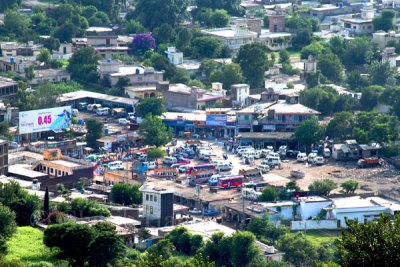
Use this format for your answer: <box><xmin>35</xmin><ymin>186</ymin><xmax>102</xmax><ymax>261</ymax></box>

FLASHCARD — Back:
<box><xmin>0</xmin><ymin>0</ymin><xmax>400</xmax><ymax>266</ymax></box>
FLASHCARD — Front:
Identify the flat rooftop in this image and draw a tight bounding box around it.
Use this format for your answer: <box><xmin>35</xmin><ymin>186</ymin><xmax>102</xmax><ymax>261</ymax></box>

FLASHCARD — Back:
<box><xmin>0</xmin><ymin>77</ymin><xmax>18</xmax><ymax>88</ymax></box>
<box><xmin>297</xmin><ymin>196</ymin><xmax>329</xmax><ymax>203</ymax></box>
<box><xmin>8</xmin><ymin>164</ymin><xmax>48</xmax><ymax>179</ymax></box>
<box><xmin>331</xmin><ymin>196</ymin><xmax>380</xmax><ymax>209</ymax></box>
<box><xmin>202</xmin><ymin>28</ymin><xmax>257</xmax><ymax>39</ymax></box>
<box><xmin>46</xmin><ymin>160</ymin><xmax>80</xmax><ymax>168</ymax></box>
<box><xmin>156</xmin><ymin>221</ymin><xmax>236</xmax><ymax>239</ymax></box>
<box><xmin>59</xmin><ymin>90</ymin><xmax>138</xmax><ymax>106</ymax></box>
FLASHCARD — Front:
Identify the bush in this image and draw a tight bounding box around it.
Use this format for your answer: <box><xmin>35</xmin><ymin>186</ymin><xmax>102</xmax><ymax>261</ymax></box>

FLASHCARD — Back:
<box><xmin>110</xmin><ymin>183</ymin><xmax>141</xmax><ymax>206</ymax></box>
<box><xmin>70</xmin><ymin>198</ymin><xmax>110</xmax><ymax>218</ymax></box>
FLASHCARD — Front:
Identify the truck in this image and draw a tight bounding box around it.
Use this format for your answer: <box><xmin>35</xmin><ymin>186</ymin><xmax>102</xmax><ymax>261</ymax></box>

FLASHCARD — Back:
<box><xmin>357</xmin><ymin>157</ymin><xmax>383</xmax><ymax>168</ymax></box>
<box><xmin>242</xmin><ymin>188</ymin><xmax>262</xmax><ymax>201</ymax></box>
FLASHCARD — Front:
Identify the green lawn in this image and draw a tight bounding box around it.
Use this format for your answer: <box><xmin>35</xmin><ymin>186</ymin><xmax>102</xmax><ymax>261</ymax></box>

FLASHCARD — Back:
<box><xmin>301</xmin><ymin>229</ymin><xmax>342</xmax><ymax>246</ymax></box>
<box><xmin>6</xmin><ymin>226</ymin><xmax>61</xmax><ymax>265</ymax></box>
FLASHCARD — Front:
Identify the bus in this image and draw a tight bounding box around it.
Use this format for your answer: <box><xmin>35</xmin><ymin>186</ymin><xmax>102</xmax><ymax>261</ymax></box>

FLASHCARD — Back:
<box><xmin>208</xmin><ymin>174</ymin><xmax>233</xmax><ymax>186</ymax></box>
<box><xmin>188</xmin><ymin>170</ymin><xmax>214</xmax><ymax>186</ymax></box>
<box><xmin>187</xmin><ymin>164</ymin><xmax>215</xmax><ymax>175</ymax></box>
<box><xmin>218</xmin><ymin>175</ymin><xmax>244</xmax><ymax>189</ymax></box>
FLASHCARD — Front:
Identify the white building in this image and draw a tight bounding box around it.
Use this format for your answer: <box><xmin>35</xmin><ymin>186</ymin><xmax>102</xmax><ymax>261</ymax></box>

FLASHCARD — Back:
<box><xmin>140</xmin><ymin>185</ymin><xmax>174</xmax><ymax>227</ymax></box>
<box><xmin>165</xmin><ymin>47</ymin><xmax>183</xmax><ymax>65</ymax></box>
<box><xmin>98</xmin><ymin>59</ymin><xmax>164</xmax><ymax>87</ymax></box>
<box><xmin>258</xmin><ymin>31</ymin><xmax>292</xmax><ymax>51</ymax></box>
<box><xmin>341</xmin><ymin>3</ymin><xmax>375</xmax><ymax>35</ymax></box>
<box><xmin>381</xmin><ymin>47</ymin><xmax>398</xmax><ymax>67</ymax></box>
<box><xmin>327</xmin><ymin>196</ymin><xmax>388</xmax><ymax>227</ymax></box>
<box><xmin>30</xmin><ymin>68</ymin><xmax>71</xmax><ymax>85</ymax></box>
<box><xmin>231</xmin><ymin>84</ymin><xmax>250</xmax><ymax>107</ymax></box>
<box><xmin>373</xmin><ymin>31</ymin><xmax>400</xmax><ymax>49</ymax></box>
<box><xmin>201</xmin><ymin>23</ymin><xmax>258</xmax><ymax>56</ymax></box>
<box><xmin>296</xmin><ymin>196</ymin><xmax>332</xmax><ymax>220</ymax></box>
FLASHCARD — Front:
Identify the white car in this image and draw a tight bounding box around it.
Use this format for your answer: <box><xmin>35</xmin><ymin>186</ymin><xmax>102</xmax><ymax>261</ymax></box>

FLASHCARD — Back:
<box><xmin>143</xmin><ymin>161</ymin><xmax>156</xmax><ymax>170</ymax></box>
<box><xmin>312</xmin><ymin>156</ymin><xmax>325</xmax><ymax>165</ymax></box>
<box><xmin>297</xmin><ymin>153</ymin><xmax>308</xmax><ymax>162</ymax></box>
<box><xmin>307</xmin><ymin>153</ymin><xmax>318</xmax><ymax>163</ymax></box>
<box><xmin>256</xmin><ymin>163</ymin><xmax>270</xmax><ymax>173</ymax></box>
<box><xmin>118</xmin><ymin>118</ymin><xmax>130</xmax><ymax>125</ymax></box>
<box><xmin>189</xmin><ymin>208</ymin><xmax>202</xmax><ymax>215</ymax></box>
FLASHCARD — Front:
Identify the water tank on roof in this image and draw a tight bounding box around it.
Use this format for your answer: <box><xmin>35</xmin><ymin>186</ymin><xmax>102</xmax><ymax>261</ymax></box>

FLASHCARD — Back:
<box><xmin>107</xmin><ymin>58</ymin><xmax>112</xmax><ymax>63</ymax></box>
<box><xmin>10</xmin><ymin>57</ymin><xmax>15</xmax><ymax>64</ymax></box>
<box><xmin>338</xmin><ymin>2</ymin><xmax>343</xmax><ymax>8</ymax></box>
<box><xmin>78</xmin><ymin>118</ymin><xmax>84</xmax><ymax>125</ymax></box>
<box><xmin>135</xmin><ymin>68</ymin><xmax>140</xmax><ymax>75</ymax></box>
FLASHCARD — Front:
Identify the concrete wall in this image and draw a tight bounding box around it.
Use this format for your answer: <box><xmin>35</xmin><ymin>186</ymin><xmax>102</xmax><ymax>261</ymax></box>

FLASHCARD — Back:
<box><xmin>291</xmin><ymin>220</ymin><xmax>338</xmax><ymax>230</ymax></box>
<box><xmin>298</xmin><ymin>200</ymin><xmax>332</xmax><ymax>220</ymax></box>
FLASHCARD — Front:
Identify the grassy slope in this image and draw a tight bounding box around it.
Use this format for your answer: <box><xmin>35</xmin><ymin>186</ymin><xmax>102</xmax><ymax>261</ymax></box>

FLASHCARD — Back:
<box><xmin>301</xmin><ymin>229</ymin><xmax>342</xmax><ymax>246</ymax></box>
<box><xmin>6</xmin><ymin>226</ymin><xmax>58</xmax><ymax>265</ymax></box>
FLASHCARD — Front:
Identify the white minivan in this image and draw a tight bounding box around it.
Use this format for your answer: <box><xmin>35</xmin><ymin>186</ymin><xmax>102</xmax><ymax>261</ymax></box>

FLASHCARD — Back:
<box><xmin>96</xmin><ymin>107</ymin><xmax>110</xmax><ymax>116</ymax></box>
<box><xmin>216</xmin><ymin>162</ymin><xmax>232</xmax><ymax>171</ymax></box>
<box><xmin>108</xmin><ymin>161</ymin><xmax>124</xmax><ymax>171</ymax></box>
<box><xmin>263</xmin><ymin>156</ymin><xmax>281</xmax><ymax>167</ymax></box>
<box><xmin>297</xmin><ymin>153</ymin><xmax>308</xmax><ymax>162</ymax></box>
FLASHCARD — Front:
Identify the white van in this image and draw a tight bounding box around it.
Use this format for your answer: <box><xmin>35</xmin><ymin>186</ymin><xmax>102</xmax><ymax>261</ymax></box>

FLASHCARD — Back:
<box><xmin>108</xmin><ymin>161</ymin><xmax>124</xmax><ymax>171</ymax></box>
<box><xmin>323</xmin><ymin>148</ymin><xmax>331</xmax><ymax>158</ymax></box>
<box><xmin>263</xmin><ymin>156</ymin><xmax>281</xmax><ymax>167</ymax></box>
<box><xmin>96</xmin><ymin>107</ymin><xmax>110</xmax><ymax>116</ymax></box>
<box><xmin>72</xmin><ymin>109</ymin><xmax>79</xmax><ymax>117</ymax></box>
<box><xmin>87</xmin><ymin>103</ymin><xmax>102</xmax><ymax>111</ymax></box>
<box><xmin>307</xmin><ymin>153</ymin><xmax>318</xmax><ymax>163</ymax></box>
<box><xmin>297</xmin><ymin>153</ymin><xmax>308</xmax><ymax>162</ymax></box>
<box><xmin>216</xmin><ymin>162</ymin><xmax>232</xmax><ymax>171</ymax></box>
<box><xmin>163</xmin><ymin>157</ymin><xmax>177</xmax><ymax>165</ymax></box>
<box><xmin>312</xmin><ymin>156</ymin><xmax>325</xmax><ymax>165</ymax></box>
<box><xmin>237</xmin><ymin>145</ymin><xmax>252</xmax><ymax>151</ymax></box>
<box><xmin>238</xmin><ymin>148</ymin><xmax>255</xmax><ymax>156</ymax></box>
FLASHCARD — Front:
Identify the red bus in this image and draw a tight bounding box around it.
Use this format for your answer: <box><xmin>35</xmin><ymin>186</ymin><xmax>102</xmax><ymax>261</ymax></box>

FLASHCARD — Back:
<box><xmin>218</xmin><ymin>175</ymin><xmax>244</xmax><ymax>189</ymax></box>
<box><xmin>187</xmin><ymin>164</ymin><xmax>215</xmax><ymax>175</ymax></box>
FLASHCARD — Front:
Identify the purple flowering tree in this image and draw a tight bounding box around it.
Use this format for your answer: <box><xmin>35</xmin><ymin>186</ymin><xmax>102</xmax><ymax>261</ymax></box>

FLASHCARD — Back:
<box><xmin>132</xmin><ymin>33</ymin><xmax>156</xmax><ymax>55</ymax></box>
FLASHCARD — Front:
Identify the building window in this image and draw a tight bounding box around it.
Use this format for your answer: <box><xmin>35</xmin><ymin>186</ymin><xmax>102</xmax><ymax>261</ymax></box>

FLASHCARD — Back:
<box><xmin>146</xmin><ymin>194</ymin><xmax>149</xmax><ymax>201</ymax></box>
<box><xmin>154</xmin><ymin>196</ymin><xmax>157</xmax><ymax>202</ymax></box>
<box><xmin>150</xmin><ymin>195</ymin><xmax>153</xmax><ymax>201</ymax></box>
<box><xmin>150</xmin><ymin>206</ymin><xmax>153</xmax><ymax>214</ymax></box>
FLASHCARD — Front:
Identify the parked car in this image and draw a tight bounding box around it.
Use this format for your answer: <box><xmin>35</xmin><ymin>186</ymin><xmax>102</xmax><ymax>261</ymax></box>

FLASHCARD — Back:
<box><xmin>9</xmin><ymin>142</ymin><xmax>18</xmax><ymax>149</ymax></box>
<box><xmin>263</xmin><ymin>156</ymin><xmax>281</xmax><ymax>167</ymax></box>
<box><xmin>297</xmin><ymin>153</ymin><xmax>308</xmax><ymax>162</ymax></box>
<box><xmin>256</xmin><ymin>163</ymin><xmax>270</xmax><ymax>173</ymax></box>
<box><xmin>178</xmin><ymin>165</ymin><xmax>190</xmax><ymax>173</ymax></box>
<box><xmin>138</xmin><ymin>154</ymin><xmax>147</xmax><ymax>162</ymax></box>
<box><xmin>312</xmin><ymin>156</ymin><xmax>325</xmax><ymax>165</ymax></box>
<box><xmin>307</xmin><ymin>153</ymin><xmax>318</xmax><ymax>163</ymax></box>
<box><xmin>203</xmin><ymin>209</ymin><xmax>219</xmax><ymax>216</ymax></box>
<box><xmin>216</xmin><ymin>162</ymin><xmax>232</xmax><ymax>172</ymax></box>
<box><xmin>189</xmin><ymin>208</ymin><xmax>202</xmax><ymax>215</ymax></box>
<box><xmin>143</xmin><ymin>161</ymin><xmax>156</xmax><ymax>170</ymax></box>
<box><xmin>286</xmin><ymin>150</ymin><xmax>300</xmax><ymax>158</ymax></box>
<box><xmin>87</xmin><ymin>103</ymin><xmax>101</xmax><ymax>111</ymax></box>
<box><xmin>107</xmin><ymin>161</ymin><xmax>124</xmax><ymax>171</ymax></box>
<box><xmin>163</xmin><ymin>157</ymin><xmax>177</xmax><ymax>165</ymax></box>
<box><xmin>178</xmin><ymin>158</ymin><xmax>191</xmax><ymax>164</ymax></box>
<box><xmin>323</xmin><ymin>148</ymin><xmax>331</xmax><ymax>158</ymax></box>
<box><xmin>118</xmin><ymin>118</ymin><xmax>130</xmax><ymax>125</ymax></box>
<box><xmin>96</xmin><ymin>107</ymin><xmax>110</xmax><ymax>116</ymax></box>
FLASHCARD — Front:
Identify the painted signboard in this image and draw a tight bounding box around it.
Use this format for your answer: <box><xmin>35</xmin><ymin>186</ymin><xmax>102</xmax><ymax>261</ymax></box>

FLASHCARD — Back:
<box><xmin>19</xmin><ymin>106</ymin><xmax>72</xmax><ymax>134</ymax></box>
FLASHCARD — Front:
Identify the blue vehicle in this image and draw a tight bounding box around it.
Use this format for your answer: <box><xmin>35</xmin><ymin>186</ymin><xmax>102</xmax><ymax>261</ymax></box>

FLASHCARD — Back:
<box><xmin>203</xmin><ymin>209</ymin><xmax>219</xmax><ymax>216</ymax></box>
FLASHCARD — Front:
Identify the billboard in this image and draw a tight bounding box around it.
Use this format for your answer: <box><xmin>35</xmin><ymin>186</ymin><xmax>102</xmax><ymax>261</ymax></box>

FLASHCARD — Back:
<box><xmin>19</xmin><ymin>106</ymin><xmax>72</xmax><ymax>134</ymax></box>
<box><xmin>206</xmin><ymin>114</ymin><xmax>227</xmax><ymax>126</ymax></box>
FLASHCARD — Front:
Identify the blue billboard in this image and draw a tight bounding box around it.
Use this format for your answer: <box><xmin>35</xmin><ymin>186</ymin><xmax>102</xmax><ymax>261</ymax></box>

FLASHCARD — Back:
<box><xmin>206</xmin><ymin>114</ymin><xmax>227</xmax><ymax>126</ymax></box>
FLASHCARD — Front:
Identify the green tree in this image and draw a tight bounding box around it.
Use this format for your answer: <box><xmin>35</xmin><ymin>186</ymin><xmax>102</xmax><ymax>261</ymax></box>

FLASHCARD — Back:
<box><xmin>279</xmin><ymin>49</ymin><xmax>290</xmax><ymax>64</ymax></box>
<box><xmin>278</xmin><ymin>233</ymin><xmax>318</xmax><ymax>267</ymax></box>
<box><xmin>341</xmin><ymin>180</ymin><xmax>359</xmax><ymax>194</ymax></box>
<box><xmin>4</xmin><ymin>11</ymin><xmax>31</xmax><ymax>38</ymax></box>
<box><xmin>87</xmin><ymin>231</ymin><xmax>126</xmax><ymax>267</ymax></box>
<box><xmin>326</xmin><ymin>112</ymin><xmax>354</xmax><ymax>140</ymax></box>
<box><xmin>67</xmin><ymin>47</ymin><xmax>101</xmax><ymax>83</ymax></box>
<box><xmin>230</xmin><ymin>231</ymin><xmax>264</xmax><ymax>267</ymax></box>
<box><xmin>295</xmin><ymin>117</ymin><xmax>324</xmax><ymax>151</ymax></box>
<box><xmin>360</xmin><ymin>85</ymin><xmax>384</xmax><ymax>111</ymax></box>
<box><xmin>44</xmin><ymin>223</ymin><xmax>94</xmax><ymax>267</ymax></box>
<box><xmin>318</xmin><ymin>53</ymin><xmax>343</xmax><ymax>82</ymax></box>
<box><xmin>299</xmin><ymin>86</ymin><xmax>338</xmax><ymax>116</ymax></box>
<box><xmin>136</xmin><ymin>97</ymin><xmax>166</xmax><ymax>117</ymax></box>
<box><xmin>147</xmin><ymin>148</ymin><xmax>165</xmax><ymax>160</ymax></box>
<box><xmin>236</xmin><ymin>43</ymin><xmax>270</xmax><ymax>88</ymax></box>
<box><xmin>70</xmin><ymin>198</ymin><xmax>110</xmax><ymax>217</ymax></box>
<box><xmin>329</xmin><ymin>36</ymin><xmax>346</xmax><ymax>58</ymax></box>
<box><xmin>210</xmin><ymin>9</ymin><xmax>230</xmax><ymax>27</ymax></box>
<box><xmin>259</xmin><ymin>187</ymin><xmax>278</xmax><ymax>202</ymax></box>
<box><xmin>0</xmin><ymin>203</ymin><xmax>16</xmax><ymax>240</ymax></box>
<box><xmin>368</xmin><ymin>61</ymin><xmax>397</xmax><ymax>86</ymax></box>
<box><xmin>343</xmin><ymin>37</ymin><xmax>378</xmax><ymax>69</ymax></box>
<box><xmin>192</xmin><ymin>36</ymin><xmax>223</xmax><ymax>58</ymax></box>
<box><xmin>147</xmin><ymin>239</ymin><xmax>174</xmax><ymax>260</ymax></box>
<box><xmin>85</xmin><ymin>118</ymin><xmax>103</xmax><ymax>149</ymax></box>
<box><xmin>373</xmin><ymin>10</ymin><xmax>395</xmax><ymax>32</ymax></box>
<box><xmin>138</xmin><ymin>114</ymin><xmax>173</xmax><ymax>147</ymax></box>
<box><xmin>153</xmin><ymin>24</ymin><xmax>177</xmax><ymax>44</ymax></box>
<box><xmin>200</xmin><ymin>59</ymin><xmax>219</xmax><ymax>78</ymax></box>
<box><xmin>43</xmin><ymin>187</ymin><xmax>49</xmax><ymax>218</ymax></box>
<box><xmin>337</xmin><ymin>214</ymin><xmax>400</xmax><ymax>267</ymax></box>
<box><xmin>133</xmin><ymin>0</ymin><xmax>188</xmax><ymax>29</ymax></box>
<box><xmin>177</xmin><ymin>28</ymin><xmax>193</xmax><ymax>51</ymax></box>
<box><xmin>210</xmin><ymin>63</ymin><xmax>244</xmax><ymax>90</ymax></box>
<box><xmin>346</xmin><ymin>70</ymin><xmax>370</xmax><ymax>91</ymax></box>
<box><xmin>124</xmin><ymin>20</ymin><xmax>145</xmax><ymax>34</ymax></box>
<box><xmin>308</xmin><ymin>179</ymin><xmax>337</xmax><ymax>196</ymax></box>
<box><xmin>0</xmin><ymin>0</ymin><xmax>20</xmax><ymax>12</ymax></box>
<box><xmin>300</xmin><ymin>42</ymin><xmax>324</xmax><ymax>60</ymax></box>
<box><xmin>110</xmin><ymin>183</ymin><xmax>141</xmax><ymax>206</ymax></box>
<box><xmin>24</xmin><ymin>65</ymin><xmax>35</xmax><ymax>81</ymax></box>
<box><xmin>37</xmin><ymin>49</ymin><xmax>52</xmax><ymax>64</ymax></box>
